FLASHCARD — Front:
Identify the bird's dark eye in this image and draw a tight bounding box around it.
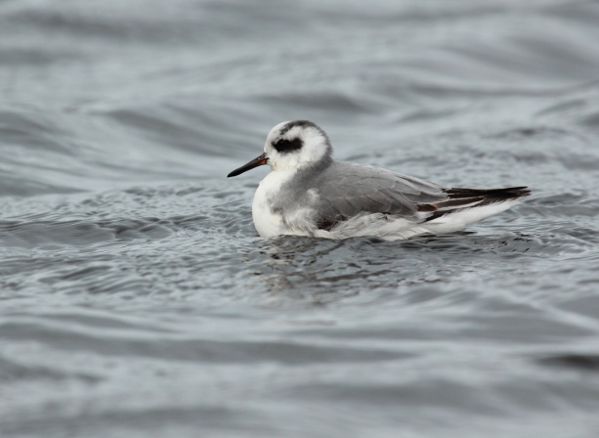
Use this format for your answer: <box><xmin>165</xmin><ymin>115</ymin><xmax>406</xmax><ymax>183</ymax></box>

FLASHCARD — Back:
<box><xmin>273</xmin><ymin>137</ymin><xmax>303</xmax><ymax>153</ymax></box>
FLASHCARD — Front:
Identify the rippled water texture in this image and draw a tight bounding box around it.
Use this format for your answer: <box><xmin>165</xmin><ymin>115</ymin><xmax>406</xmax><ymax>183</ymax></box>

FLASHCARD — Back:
<box><xmin>2</xmin><ymin>1</ymin><xmax>599</xmax><ymax>437</ymax></box>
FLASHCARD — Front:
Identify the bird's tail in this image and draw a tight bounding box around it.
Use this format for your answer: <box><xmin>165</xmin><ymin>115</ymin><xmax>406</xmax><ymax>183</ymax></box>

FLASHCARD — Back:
<box><xmin>421</xmin><ymin>186</ymin><xmax>530</xmax><ymax>223</ymax></box>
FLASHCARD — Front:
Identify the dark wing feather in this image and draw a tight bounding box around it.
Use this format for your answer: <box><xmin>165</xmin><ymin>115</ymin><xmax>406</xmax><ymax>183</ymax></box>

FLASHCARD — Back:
<box><xmin>421</xmin><ymin>186</ymin><xmax>531</xmax><ymax>222</ymax></box>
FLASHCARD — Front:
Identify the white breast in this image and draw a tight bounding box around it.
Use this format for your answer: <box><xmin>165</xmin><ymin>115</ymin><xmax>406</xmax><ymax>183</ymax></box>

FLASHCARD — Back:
<box><xmin>251</xmin><ymin>170</ymin><xmax>293</xmax><ymax>238</ymax></box>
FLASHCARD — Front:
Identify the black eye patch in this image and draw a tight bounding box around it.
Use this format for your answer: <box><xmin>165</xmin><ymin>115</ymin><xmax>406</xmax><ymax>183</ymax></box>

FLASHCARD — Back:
<box><xmin>272</xmin><ymin>137</ymin><xmax>303</xmax><ymax>153</ymax></box>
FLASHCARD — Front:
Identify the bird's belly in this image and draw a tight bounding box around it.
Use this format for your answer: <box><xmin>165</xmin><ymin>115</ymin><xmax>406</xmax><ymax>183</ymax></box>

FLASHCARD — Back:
<box><xmin>251</xmin><ymin>179</ymin><xmax>284</xmax><ymax>238</ymax></box>
<box><xmin>251</xmin><ymin>171</ymin><xmax>320</xmax><ymax>238</ymax></box>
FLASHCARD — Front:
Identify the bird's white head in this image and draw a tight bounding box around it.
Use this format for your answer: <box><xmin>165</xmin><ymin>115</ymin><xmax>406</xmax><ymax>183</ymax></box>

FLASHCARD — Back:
<box><xmin>227</xmin><ymin>120</ymin><xmax>332</xmax><ymax>177</ymax></box>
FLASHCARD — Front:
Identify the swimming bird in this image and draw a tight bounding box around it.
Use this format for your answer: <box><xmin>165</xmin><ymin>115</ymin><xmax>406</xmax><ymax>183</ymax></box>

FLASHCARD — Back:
<box><xmin>227</xmin><ymin>120</ymin><xmax>529</xmax><ymax>240</ymax></box>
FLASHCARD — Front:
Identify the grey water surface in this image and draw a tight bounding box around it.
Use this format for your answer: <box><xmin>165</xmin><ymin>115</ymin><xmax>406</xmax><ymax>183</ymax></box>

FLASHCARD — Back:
<box><xmin>2</xmin><ymin>1</ymin><xmax>599</xmax><ymax>437</ymax></box>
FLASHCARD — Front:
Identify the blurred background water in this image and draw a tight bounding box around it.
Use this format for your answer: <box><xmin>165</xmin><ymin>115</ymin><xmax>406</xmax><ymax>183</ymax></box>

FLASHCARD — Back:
<box><xmin>2</xmin><ymin>0</ymin><xmax>599</xmax><ymax>437</ymax></box>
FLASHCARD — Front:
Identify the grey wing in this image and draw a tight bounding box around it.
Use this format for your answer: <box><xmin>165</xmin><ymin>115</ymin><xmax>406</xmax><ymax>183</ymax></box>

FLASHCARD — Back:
<box><xmin>312</xmin><ymin>162</ymin><xmax>447</xmax><ymax>228</ymax></box>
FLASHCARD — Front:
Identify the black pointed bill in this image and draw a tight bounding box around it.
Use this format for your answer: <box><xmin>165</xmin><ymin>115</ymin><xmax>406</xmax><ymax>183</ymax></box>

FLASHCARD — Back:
<box><xmin>227</xmin><ymin>153</ymin><xmax>268</xmax><ymax>177</ymax></box>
